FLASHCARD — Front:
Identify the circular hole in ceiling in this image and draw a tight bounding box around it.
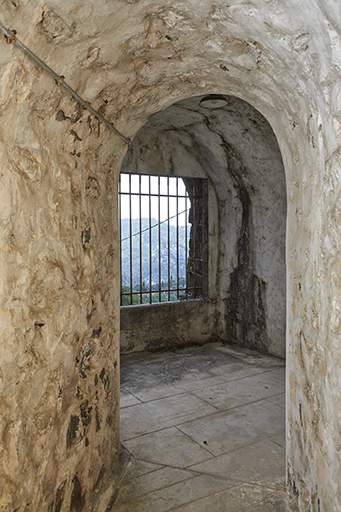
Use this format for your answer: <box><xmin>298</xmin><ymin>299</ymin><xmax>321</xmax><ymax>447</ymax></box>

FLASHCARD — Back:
<box><xmin>199</xmin><ymin>95</ymin><xmax>228</xmax><ymax>109</ymax></box>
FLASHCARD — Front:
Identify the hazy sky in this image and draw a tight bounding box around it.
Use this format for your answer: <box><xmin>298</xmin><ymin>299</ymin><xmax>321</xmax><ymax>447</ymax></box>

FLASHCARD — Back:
<box><xmin>120</xmin><ymin>174</ymin><xmax>190</xmax><ymax>226</ymax></box>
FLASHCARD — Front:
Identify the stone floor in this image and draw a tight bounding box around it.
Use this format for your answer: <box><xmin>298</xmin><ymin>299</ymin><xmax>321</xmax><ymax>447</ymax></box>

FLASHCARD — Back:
<box><xmin>115</xmin><ymin>342</ymin><xmax>298</xmax><ymax>512</ymax></box>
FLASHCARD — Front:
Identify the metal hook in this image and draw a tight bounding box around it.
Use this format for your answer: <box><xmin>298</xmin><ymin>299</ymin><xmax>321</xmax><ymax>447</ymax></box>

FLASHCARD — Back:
<box><xmin>55</xmin><ymin>75</ymin><xmax>65</xmax><ymax>86</ymax></box>
<box><xmin>5</xmin><ymin>29</ymin><xmax>16</xmax><ymax>44</ymax></box>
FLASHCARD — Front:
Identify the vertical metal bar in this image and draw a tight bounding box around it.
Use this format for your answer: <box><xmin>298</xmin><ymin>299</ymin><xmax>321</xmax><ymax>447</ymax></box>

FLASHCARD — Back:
<box><xmin>167</xmin><ymin>177</ymin><xmax>171</xmax><ymax>302</ymax></box>
<box><xmin>185</xmin><ymin>190</ymin><xmax>188</xmax><ymax>300</ymax></box>
<box><xmin>129</xmin><ymin>174</ymin><xmax>133</xmax><ymax>306</ymax></box>
<box><xmin>158</xmin><ymin>176</ymin><xmax>161</xmax><ymax>302</ymax></box>
<box><xmin>193</xmin><ymin>184</ymin><xmax>197</xmax><ymax>298</ymax></box>
<box><xmin>176</xmin><ymin>178</ymin><xmax>179</xmax><ymax>299</ymax></box>
<box><xmin>139</xmin><ymin>174</ymin><xmax>142</xmax><ymax>305</ymax></box>
<box><xmin>149</xmin><ymin>175</ymin><xmax>152</xmax><ymax>304</ymax></box>
<box><xmin>119</xmin><ymin>174</ymin><xmax>122</xmax><ymax>306</ymax></box>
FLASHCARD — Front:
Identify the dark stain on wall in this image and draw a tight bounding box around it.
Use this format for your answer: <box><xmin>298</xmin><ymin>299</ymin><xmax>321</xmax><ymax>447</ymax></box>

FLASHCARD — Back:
<box><xmin>76</xmin><ymin>387</ymin><xmax>83</xmax><ymax>400</ymax></box>
<box><xmin>48</xmin><ymin>480</ymin><xmax>67</xmax><ymax>512</ymax></box>
<box><xmin>70</xmin><ymin>130</ymin><xmax>82</xmax><ymax>142</ymax></box>
<box><xmin>80</xmin><ymin>400</ymin><xmax>92</xmax><ymax>427</ymax></box>
<box><xmin>70</xmin><ymin>474</ymin><xmax>85</xmax><ymax>512</ymax></box>
<box><xmin>91</xmin><ymin>326</ymin><xmax>102</xmax><ymax>338</ymax></box>
<box><xmin>86</xmin><ymin>176</ymin><xmax>100</xmax><ymax>198</ymax></box>
<box><xmin>104</xmin><ymin>489</ymin><xmax>119</xmax><ymax>512</ymax></box>
<box><xmin>288</xmin><ymin>466</ymin><xmax>300</xmax><ymax>498</ymax></box>
<box><xmin>106</xmin><ymin>402</ymin><xmax>117</xmax><ymax>427</ymax></box>
<box><xmin>86</xmin><ymin>298</ymin><xmax>95</xmax><ymax>322</ymax></box>
<box><xmin>66</xmin><ymin>415</ymin><xmax>79</xmax><ymax>450</ymax></box>
<box><xmin>222</xmin><ymin>142</ymin><xmax>268</xmax><ymax>352</ymax></box>
<box><xmin>95</xmin><ymin>405</ymin><xmax>101</xmax><ymax>431</ymax></box>
<box><xmin>81</xmin><ymin>227</ymin><xmax>91</xmax><ymax>251</ymax></box>
<box><xmin>93</xmin><ymin>465</ymin><xmax>106</xmax><ymax>492</ymax></box>
<box><xmin>76</xmin><ymin>339</ymin><xmax>95</xmax><ymax>379</ymax></box>
<box><xmin>54</xmin><ymin>480</ymin><xmax>67</xmax><ymax>512</ymax></box>
<box><xmin>100</xmin><ymin>367</ymin><xmax>114</xmax><ymax>397</ymax></box>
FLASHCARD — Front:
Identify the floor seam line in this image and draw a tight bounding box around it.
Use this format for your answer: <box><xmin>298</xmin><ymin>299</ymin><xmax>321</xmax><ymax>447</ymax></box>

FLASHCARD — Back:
<box><xmin>173</xmin><ymin>394</ymin><xmax>285</xmax><ymax>423</ymax></box>
<box><xmin>115</xmin><ymin>473</ymin><xmax>201</xmax><ymax>505</ymax></box>
<box><xmin>164</xmin><ymin>481</ymin><xmax>244</xmax><ymax>512</ymax></box>
<box><xmin>184</xmin><ymin>432</ymin><xmax>286</xmax><ymax>463</ymax></box>
<box><xmin>174</xmin><ymin>425</ymin><xmax>216</xmax><ymax>457</ymax></box>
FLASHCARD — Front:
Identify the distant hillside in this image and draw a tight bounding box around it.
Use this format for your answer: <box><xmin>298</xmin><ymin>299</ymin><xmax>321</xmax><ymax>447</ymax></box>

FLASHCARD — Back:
<box><xmin>120</xmin><ymin>218</ymin><xmax>190</xmax><ymax>287</ymax></box>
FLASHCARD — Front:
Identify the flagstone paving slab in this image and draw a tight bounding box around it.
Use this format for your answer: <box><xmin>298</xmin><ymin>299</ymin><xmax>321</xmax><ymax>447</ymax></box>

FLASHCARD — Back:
<box><xmin>118</xmin><ymin>343</ymin><xmax>297</xmax><ymax>511</ymax></box>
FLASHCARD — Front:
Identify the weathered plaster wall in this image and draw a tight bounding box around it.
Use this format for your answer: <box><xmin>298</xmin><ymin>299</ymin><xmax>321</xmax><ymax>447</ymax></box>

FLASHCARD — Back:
<box><xmin>121</xmin><ymin>300</ymin><xmax>213</xmax><ymax>353</ymax></box>
<box><xmin>0</xmin><ymin>5</ymin><xmax>125</xmax><ymax>510</ymax></box>
<box><xmin>0</xmin><ymin>0</ymin><xmax>340</xmax><ymax>511</ymax></box>
<box><xmin>121</xmin><ymin>95</ymin><xmax>286</xmax><ymax>357</ymax></box>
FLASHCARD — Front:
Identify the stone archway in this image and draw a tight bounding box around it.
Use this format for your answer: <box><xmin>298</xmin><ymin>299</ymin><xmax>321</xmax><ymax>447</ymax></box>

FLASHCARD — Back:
<box><xmin>0</xmin><ymin>1</ymin><xmax>339</xmax><ymax>510</ymax></box>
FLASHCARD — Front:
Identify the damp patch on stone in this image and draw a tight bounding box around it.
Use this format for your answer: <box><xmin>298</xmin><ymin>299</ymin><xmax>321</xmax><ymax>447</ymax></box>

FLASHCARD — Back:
<box><xmin>67</xmin><ymin>415</ymin><xmax>79</xmax><ymax>450</ymax></box>
<box><xmin>76</xmin><ymin>339</ymin><xmax>95</xmax><ymax>379</ymax></box>
<box><xmin>70</xmin><ymin>474</ymin><xmax>85</xmax><ymax>512</ymax></box>
<box><xmin>81</xmin><ymin>227</ymin><xmax>91</xmax><ymax>251</ymax></box>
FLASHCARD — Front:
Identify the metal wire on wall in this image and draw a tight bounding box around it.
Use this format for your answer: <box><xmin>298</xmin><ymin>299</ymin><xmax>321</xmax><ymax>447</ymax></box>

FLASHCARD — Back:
<box><xmin>0</xmin><ymin>22</ymin><xmax>130</xmax><ymax>144</ymax></box>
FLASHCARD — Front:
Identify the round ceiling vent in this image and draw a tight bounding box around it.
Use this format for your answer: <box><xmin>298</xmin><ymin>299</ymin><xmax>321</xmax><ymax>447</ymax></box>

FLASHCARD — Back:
<box><xmin>199</xmin><ymin>95</ymin><xmax>228</xmax><ymax>109</ymax></box>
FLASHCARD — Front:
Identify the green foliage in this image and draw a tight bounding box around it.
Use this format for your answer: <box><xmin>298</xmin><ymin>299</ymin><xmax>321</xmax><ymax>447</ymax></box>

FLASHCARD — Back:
<box><xmin>121</xmin><ymin>285</ymin><xmax>140</xmax><ymax>306</ymax></box>
<box><xmin>120</xmin><ymin>218</ymin><xmax>190</xmax><ymax>305</ymax></box>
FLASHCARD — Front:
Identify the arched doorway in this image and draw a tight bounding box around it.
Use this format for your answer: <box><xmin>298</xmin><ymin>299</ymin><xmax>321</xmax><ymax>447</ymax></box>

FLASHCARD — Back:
<box><xmin>120</xmin><ymin>94</ymin><xmax>286</xmax><ymax>358</ymax></box>
<box><xmin>117</xmin><ymin>94</ymin><xmax>290</xmax><ymax>509</ymax></box>
<box><xmin>1</xmin><ymin>1</ymin><xmax>337</xmax><ymax>509</ymax></box>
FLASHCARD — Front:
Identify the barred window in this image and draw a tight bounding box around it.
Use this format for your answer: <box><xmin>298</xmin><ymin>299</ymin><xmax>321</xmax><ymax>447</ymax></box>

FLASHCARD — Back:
<box><xmin>119</xmin><ymin>173</ymin><xmax>207</xmax><ymax>306</ymax></box>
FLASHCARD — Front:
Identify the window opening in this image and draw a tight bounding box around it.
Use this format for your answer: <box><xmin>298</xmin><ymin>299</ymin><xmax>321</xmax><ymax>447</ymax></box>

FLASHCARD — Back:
<box><xmin>119</xmin><ymin>173</ymin><xmax>207</xmax><ymax>306</ymax></box>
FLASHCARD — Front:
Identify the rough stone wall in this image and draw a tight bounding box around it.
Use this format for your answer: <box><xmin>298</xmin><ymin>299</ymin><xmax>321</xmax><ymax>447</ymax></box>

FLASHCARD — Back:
<box><xmin>0</xmin><ymin>0</ymin><xmax>341</xmax><ymax>511</ymax></box>
<box><xmin>121</xmin><ymin>95</ymin><xmax>286</xmax><ymax>357</ymax></box>
<box><xmin>0</xmin><ymin>4</ymin><xmax>124</xmax><ymax>510</ymax></box>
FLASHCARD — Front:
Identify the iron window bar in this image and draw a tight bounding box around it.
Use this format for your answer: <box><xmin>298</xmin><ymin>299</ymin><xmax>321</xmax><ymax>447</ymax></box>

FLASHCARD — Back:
<box><xmin>119</xmin><ymin>173</ymin><xmax>205</xmax><ymax>306</ymax></box>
